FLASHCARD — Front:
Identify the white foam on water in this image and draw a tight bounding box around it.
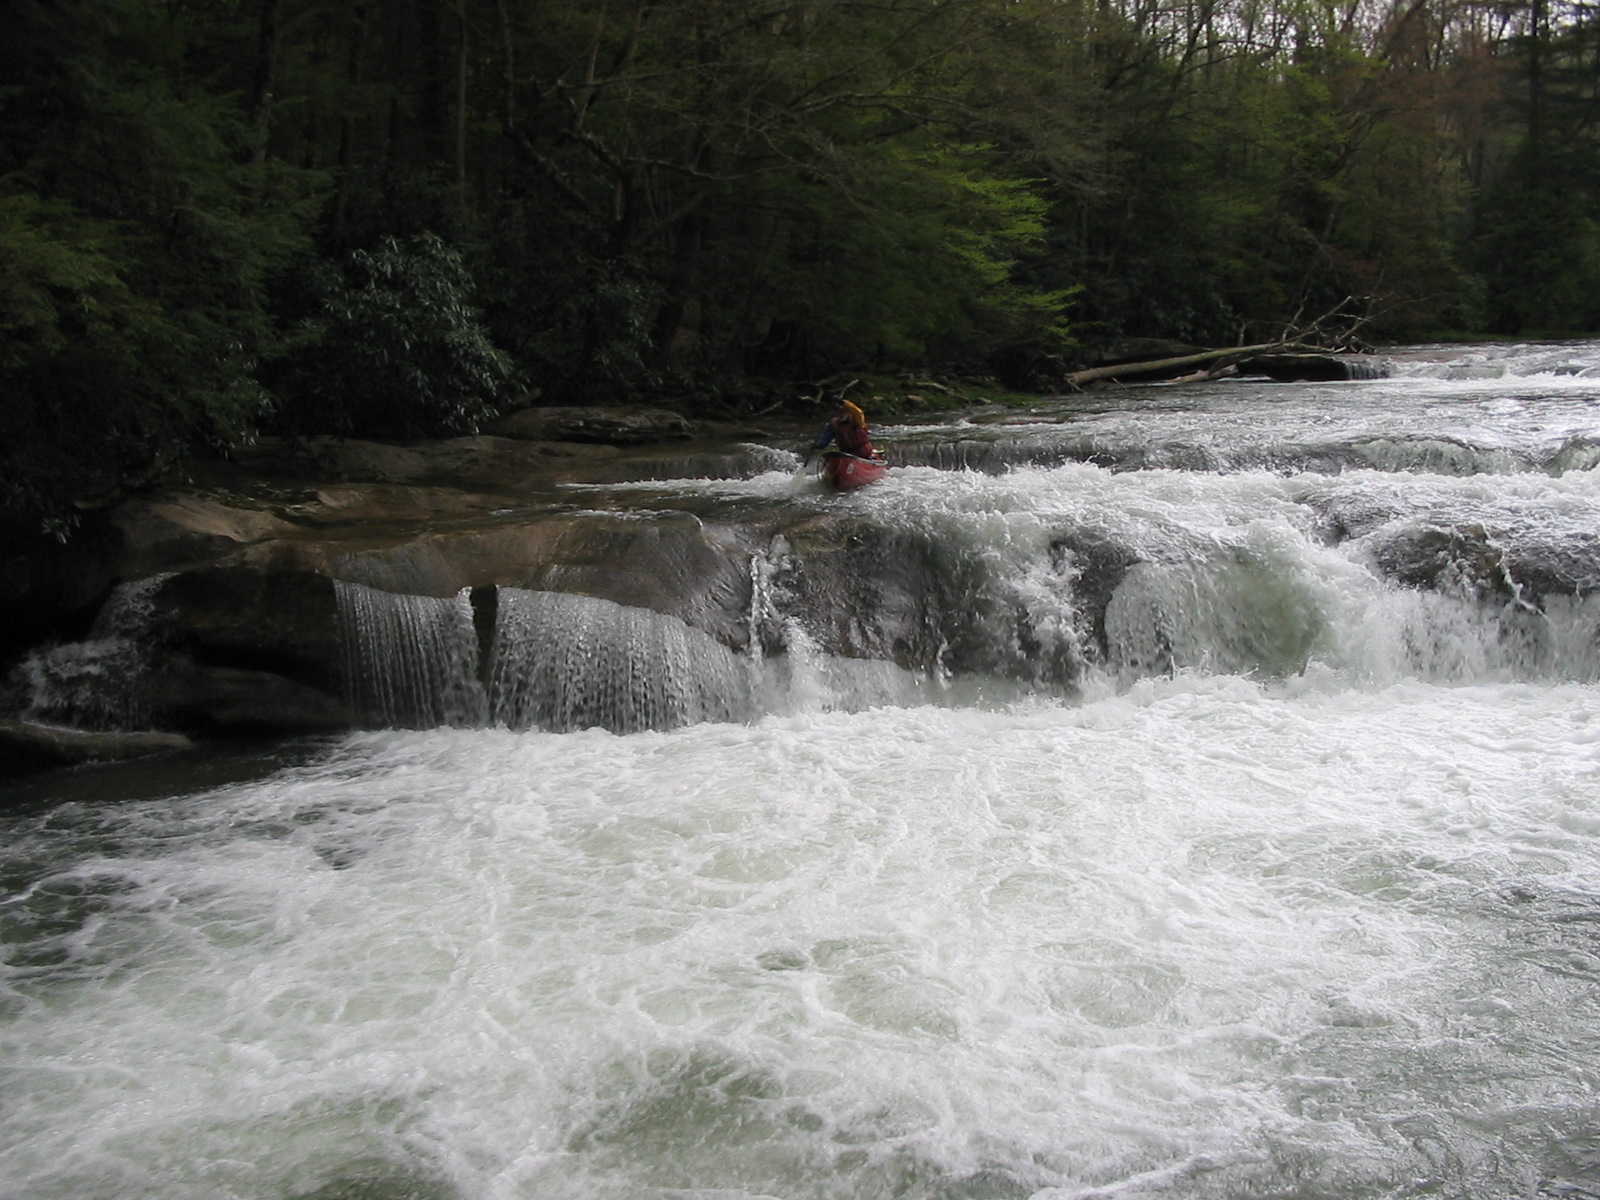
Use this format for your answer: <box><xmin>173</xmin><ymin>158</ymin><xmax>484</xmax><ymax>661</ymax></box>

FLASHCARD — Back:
<box><xmin>841</xmin><ymin>463</ymin><xmax>1600</xmax><ymax>686</ymax></box>
<box><xmin>1386</xmin><ymin>341</ymin><xmax>1600</xmax><ymax>381</ymax></box>
<box><xmin>4</xmin><ymin>681</ymin><xmax>1600</xmax><ymax>1198</ymax></box>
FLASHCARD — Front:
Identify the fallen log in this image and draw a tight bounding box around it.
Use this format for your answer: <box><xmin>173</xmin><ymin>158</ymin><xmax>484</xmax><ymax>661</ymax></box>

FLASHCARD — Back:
<box><xmin>1053</xmin><ymin>340</ymin><xmax>1327</xmax><ymax>392</ymax></box>
<box><xmin>1057</xmin><ymin>297</ymin><xmax>1374</xmax><ymax>391</ymax></box>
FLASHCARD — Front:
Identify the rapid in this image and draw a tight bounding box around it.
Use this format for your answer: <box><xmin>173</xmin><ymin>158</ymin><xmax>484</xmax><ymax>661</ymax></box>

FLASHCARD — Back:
<box><xmin>4</xmin><ymin>342</ymin><xmax>1600</xmax><ymax>1200</ymax></box>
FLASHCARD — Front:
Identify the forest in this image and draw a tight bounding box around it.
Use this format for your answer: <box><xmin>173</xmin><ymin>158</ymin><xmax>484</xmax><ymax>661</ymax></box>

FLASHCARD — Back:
<box><xmin>2</xmin><ymin>0</ymin><xmax>1598</xmax><ymax>536</ymax></box>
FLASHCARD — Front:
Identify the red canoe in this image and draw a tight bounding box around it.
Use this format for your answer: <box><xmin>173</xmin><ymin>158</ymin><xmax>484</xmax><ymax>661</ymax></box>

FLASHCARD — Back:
<box><xmin>821</xmin><ymin>451</ymin><xmax>888</xmax><ymax>491</ymax></box>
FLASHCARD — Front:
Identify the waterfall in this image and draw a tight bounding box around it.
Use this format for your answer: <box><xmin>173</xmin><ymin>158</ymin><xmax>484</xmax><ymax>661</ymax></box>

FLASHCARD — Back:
<box><xmin>487</xmin><ymin>589</ymin><xmax>755</xmax><ymax>733</ymax></box>
<box><xmin>333</xmin><ymin>571</ymin><xmax>946</xmax><ymax>735</ymax></box>
<box><xmin>332</xmin><ymin>503</ymin><xmax>1600</xmax><ymax>735</ymax></box>
<box><xmin>335</xmin><ymin>583</ymin><xmax>764</xmax><ymax>733</ymax></box>
<box><xmin>18</xmin><ymin>574</ymin><xmax>171</xmax><ymax>729</ymax></box>
<box><xmin>334</xmin><ymin>581</ymin><xmax>485</xmax><ymax>728</ymax></box>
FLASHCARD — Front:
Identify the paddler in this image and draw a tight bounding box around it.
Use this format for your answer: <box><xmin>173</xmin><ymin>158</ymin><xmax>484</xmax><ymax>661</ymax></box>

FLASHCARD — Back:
<box><xmin>814</xmin><ymin>399</ymin><xmax>883</xmax><ymax>461</ymax></box>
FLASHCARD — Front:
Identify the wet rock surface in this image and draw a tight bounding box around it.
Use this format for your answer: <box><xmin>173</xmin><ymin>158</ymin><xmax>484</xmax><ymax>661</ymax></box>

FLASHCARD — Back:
<box><xmin>146</xmin><ymin>568</ymin><xmax>346</xmax><ymax>694</ymax></box>
<box><xmin>0</xmin><ymin>720</ymin><xmax>194</xmax><ymax>776</ymax></box>
<box><xmin>1369</xmin><ymin>522</ymin><xmax>1600</xmax><ymax>604</ymax></box>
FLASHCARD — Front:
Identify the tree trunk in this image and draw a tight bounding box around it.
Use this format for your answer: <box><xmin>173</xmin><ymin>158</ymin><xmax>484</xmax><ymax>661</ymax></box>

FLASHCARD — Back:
<box><xmin>1054</xmin><ymin>340</ymin><xmax>1327</xmax><ymax>390</ymax></box>
<box><xmin>247</xmin><ymin>0</ymin><xmax>279</xmax><ymax>168</ymax></box>
<box><xmin>651</xmin><ymin>207</ymin><xmax>706</xmax><ymax>368</ymax></box>
<box><xmin>332</xmin><ymin>5</ymin><xmax>369</xmax><ymax>244</ymax></box>
<box><xmin>455</xmin><ymin>10</ymin><xmax>469</xmax><ymax>223</ymax></box>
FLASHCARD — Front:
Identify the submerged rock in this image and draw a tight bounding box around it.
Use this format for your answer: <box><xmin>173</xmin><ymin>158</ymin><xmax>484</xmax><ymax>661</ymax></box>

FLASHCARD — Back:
<box><xmin>0</xmin><ymin>719</ymin><xmax>192</xmax><ymax>776</ymax></box>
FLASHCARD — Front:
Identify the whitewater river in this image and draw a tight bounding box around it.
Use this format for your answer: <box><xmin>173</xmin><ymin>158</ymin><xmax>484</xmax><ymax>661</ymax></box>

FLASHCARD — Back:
<box><xmin>5</xmin><ymin>343</ymin><xmax>1600</xmax><ymax>1199</ymax></box>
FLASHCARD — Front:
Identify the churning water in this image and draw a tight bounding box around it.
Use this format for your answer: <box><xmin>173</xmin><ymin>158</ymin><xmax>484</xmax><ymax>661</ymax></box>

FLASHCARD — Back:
<box><xmin>5</xmin><ymin>344</ymin><xmax>1600</xmax><ymax>1199</ymax></box>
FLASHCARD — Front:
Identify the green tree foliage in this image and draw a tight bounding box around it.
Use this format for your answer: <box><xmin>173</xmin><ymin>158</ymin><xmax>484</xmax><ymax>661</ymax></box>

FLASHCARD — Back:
<box><xmin>4</xmin><ymin>0</ymin><xmax>1599</xmax><ymax>538</ymax></box>
<box><xmin>0</xmin><ymin>0</ymin><xmax>320</xmax><ymax>535</ymax></box>
<box><xmin>270</xmin><ymin>233</ymin><xmax>513</xmax><ymax>439</ymax></box>
<box><xmin>1475</xmin><ymin>0</ymin><xmax>1600</xmax><ymax>333</ymax></box>
<box><xmin>481</xmin><ymin>0</ymin><xmax>1080</xmax><ymax>380</ymax></box>
<box><xmin>749</xmin><ymin>139</ymin><xmax>1075</xmax><ymax>371</ymax></box>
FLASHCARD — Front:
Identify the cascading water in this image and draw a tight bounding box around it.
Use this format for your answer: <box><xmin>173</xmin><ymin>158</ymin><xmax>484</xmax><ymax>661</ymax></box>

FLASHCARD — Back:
<box><xmin>16</xmin><ymin>573</ymin><xmax>172</xmax><ymax>728</ymax></box>
<box><xmin>335</xmin><ymin>581</ymin><xmax>485</xmax><ymax>728</ymax></box>
<box><xmin>339</xmin><ymin>578</ymin><xmax>947</xmax><ymax>734</ymax></box>
<box><xmin>487</xmin><ymin>589</ymin><xmax>756</xmax><ymax>733</ymax></box>
<box><xmin>6</xmin><ymin>341</ymin><xmax>1600</xmax><ymax>1200</ymax></box>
